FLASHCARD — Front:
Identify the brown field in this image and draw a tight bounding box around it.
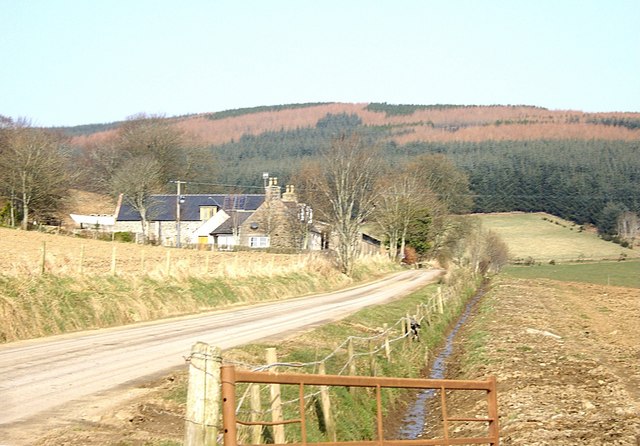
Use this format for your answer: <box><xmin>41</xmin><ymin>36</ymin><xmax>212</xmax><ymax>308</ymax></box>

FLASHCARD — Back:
<box><xmin>451</xmin><ymin>277</ymin><xmax>640</xmax><ymax>444</ymax></box>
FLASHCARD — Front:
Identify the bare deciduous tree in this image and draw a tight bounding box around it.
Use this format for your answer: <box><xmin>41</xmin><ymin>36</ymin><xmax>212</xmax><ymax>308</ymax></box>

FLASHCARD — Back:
<box><xmin>303</xmin><ymin>134</ymin><xmax>381</xmax><ymax>275</ymax></box>
<box><xmin>0</xmin><ymin>120</ymin><xmax>72</xmax><ymax>229</ymax></box>
<box><xmin>111</xmin><ymin>156</ymin><xmax>163</xmax><ymax>242</ymax></box>
<box><xmin>375</xmin><ymin>174</ymin><xmax>427</xmax><ymax>262</ymax></box>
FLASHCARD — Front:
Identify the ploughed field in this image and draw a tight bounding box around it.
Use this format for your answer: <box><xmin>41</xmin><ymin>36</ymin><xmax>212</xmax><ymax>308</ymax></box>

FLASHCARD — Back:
<box><xmin>438</xmin><ymin>273</ymin><xmax>640</xmax><ymax>445</ymax></box>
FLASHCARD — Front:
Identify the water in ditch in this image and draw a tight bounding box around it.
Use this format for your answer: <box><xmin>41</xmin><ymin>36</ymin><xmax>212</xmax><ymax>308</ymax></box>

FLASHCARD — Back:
<box><xmin>397</xmin><ymin>286</ymin><xmax>487</xmax><ymax>439</ymax></box>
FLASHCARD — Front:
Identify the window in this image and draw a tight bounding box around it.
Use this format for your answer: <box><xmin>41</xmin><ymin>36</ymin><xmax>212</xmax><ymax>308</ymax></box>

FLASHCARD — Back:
<box><xmin>199</xmin><ymin>206</ymin><xmax>217</xmax><ymax>221</ymax></box>
<box><xmin>250</xmin><ymin>236</ymin><xmax>270</xmax><ymax>248</ymax></box>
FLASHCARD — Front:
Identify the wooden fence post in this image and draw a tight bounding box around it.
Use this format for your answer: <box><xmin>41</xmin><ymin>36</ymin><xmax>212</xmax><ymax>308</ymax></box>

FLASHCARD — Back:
<box><xmin>250</xmin><ymin>384</ymin><xmax>263</xmax><ymax>444</ymax></box>
<box><xmin>184</xmin><ymin>342</ymin><xmax>222</xmax><ymax>446</ymax></box>
<box><xmin>40</xmin><ymin>241</ymin><xmax>46</xmax><ymax>275</ymax></box>
<box><xmin>318</xmin><ymin>362</ymin><xmax>337</xmax><ymax>442</ymax></box>
<box><xmin>166</xmin><ymin>251</ymin><xmax>171</xmax><ymax>275</ymax></box>
<box><xmin>437</xmin><ymin>287</ymin><xmax>444</xmax><ymax>314</ymax></box>
<box><xmin>347</xmin><ymin>338</ymin><xmax>356</xmax><ymax>376</ymax></box>
<box><xmin>383</xmin><ymin>323</ymin><xmax>391</xmax><ymax>361</ymax></box>
<box><xmin>110</xmin><ymin>245</ymin><xmax>117</xmax><ymax>276</ymax></box>
<box><xmin>266</xmin><ymin>347</ymin><xmax>285</xmax><ymax>444</ymax></box>
<box><xmin>79</xmin><ymin>244</ymin><xmax>85</xmax><ymax>275</ymax></box>
<box><xmin>368</xmin><ymin>339</ymin><xmax>377</xmax><ymax>376</ymax></box>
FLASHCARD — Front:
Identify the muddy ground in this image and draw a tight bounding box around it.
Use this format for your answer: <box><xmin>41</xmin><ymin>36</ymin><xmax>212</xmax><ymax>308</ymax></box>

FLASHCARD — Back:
<box><xmin>26</xmin><ymin>276</ymin><xmax>640</xmax><ymax>445</ymax></box>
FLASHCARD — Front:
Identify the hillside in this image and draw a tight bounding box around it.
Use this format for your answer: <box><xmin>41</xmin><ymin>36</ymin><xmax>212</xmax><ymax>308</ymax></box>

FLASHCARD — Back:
<box><xmin>68</xmin><ymin>102</ymin><xmax>640</xmax><ymax>147</ymax></box>
<box><xmin>55</xmin><ymin>103</ymin><xmax>640</xmax><ymax>237</ymax></box>
<box><xmin>475</xmin><ymin>212</ymin><xmax>639</xmax><ymax>262</ymax></box>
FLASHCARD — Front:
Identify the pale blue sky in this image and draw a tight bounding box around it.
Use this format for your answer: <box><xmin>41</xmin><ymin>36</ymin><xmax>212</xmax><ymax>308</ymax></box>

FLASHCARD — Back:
<box><xmin>1</xmin><ymin>0</ymin><xmax>639</xmax><ymax>127</ymax></box>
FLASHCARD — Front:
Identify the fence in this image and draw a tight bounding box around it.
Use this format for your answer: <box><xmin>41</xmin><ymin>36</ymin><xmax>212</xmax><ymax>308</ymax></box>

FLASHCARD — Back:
<box><xmin>221</xmin><ymin>365</ymin><xmax>499</xmax><ymax>446</ymax></box>
<box><xmin>6</xmin><ymin>240</ymin><xmax>323</xmax><ymax>278</ymax></box>
<box><xmin>184</xmin><ymin>278</ymin><xmax>499</xmax><ymax>446</ymax></box>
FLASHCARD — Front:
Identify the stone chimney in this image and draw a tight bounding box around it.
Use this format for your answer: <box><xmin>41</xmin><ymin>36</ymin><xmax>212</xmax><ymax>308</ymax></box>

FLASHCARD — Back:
<box><xmin>282</xmin><ymin>184</ymin><xmax>297</xmax><ymax>202</ymax></box>
<box><xmin>265</xmin><ymin>177</ymin><xmax>281</xmax><ymax>201</ymax></box>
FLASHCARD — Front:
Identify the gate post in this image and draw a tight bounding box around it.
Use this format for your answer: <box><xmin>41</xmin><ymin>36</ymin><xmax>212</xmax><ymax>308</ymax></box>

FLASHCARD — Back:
<box><xmin>221</xmin><ymin>365</ymin><xmax>238</xmax><ymax>446</ymax></box>
<box><xmin>184</xmin><ymin>342</ymin><xmax>222</xmax><ymax>446</ymax></box>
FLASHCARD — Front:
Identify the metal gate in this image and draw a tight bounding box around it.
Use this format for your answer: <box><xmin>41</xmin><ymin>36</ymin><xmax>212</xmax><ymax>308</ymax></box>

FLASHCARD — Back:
<box><xmin>221</xmin><ymin>365</ymin><xmax>499</xmax><ymax>446</ymax></box>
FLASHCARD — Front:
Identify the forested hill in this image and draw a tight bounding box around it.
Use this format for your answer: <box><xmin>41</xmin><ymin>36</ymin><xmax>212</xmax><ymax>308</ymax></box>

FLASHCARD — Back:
<box><xmin>64</xmin><ymin>103</ymin><xmax>639</xmax><ymax>236</ymax></box>
<box><xmin>68</xmin><ymin>102</ymin><xmax>640</xmax><ymax>146</ymax></box>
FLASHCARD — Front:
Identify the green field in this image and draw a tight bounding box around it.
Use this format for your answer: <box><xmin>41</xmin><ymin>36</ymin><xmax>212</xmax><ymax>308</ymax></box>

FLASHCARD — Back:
<box><xmin>475</xmin><ymin>212</ymin><xmax>638</xmax><ymax>263</ymax></box>
<box><xmin>504</xmin><ymin>259</ymin><xmax>640</xmax><ymax>288</ymax></box>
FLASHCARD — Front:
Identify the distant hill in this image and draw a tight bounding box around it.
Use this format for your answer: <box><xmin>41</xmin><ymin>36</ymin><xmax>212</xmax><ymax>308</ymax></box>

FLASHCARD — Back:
<box><xmin>58</xmin><ymin>103</ymin><xmax>640</xmax><ymax>237</ymax></box>
<box><xmin>66</xmin><ymin>102</ymin><xmax>640</xmax><ymax>147</ymax></box>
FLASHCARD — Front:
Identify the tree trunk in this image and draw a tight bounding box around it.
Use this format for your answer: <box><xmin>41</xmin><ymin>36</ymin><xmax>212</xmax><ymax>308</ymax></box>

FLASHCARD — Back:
<box><xmin>22</xmin><ymin>191</ymin><xmax>29</xmax><ymax>230</ymax></box>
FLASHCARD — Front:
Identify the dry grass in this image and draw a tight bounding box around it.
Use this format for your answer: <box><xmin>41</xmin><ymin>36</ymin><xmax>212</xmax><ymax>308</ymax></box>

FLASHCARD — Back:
<box><xmin>0</xmin><ymin>227</ymin><xmax>399</xmax><ymax>343</ymax></box>
<box><xmin>0</xmin><ymin>226</ymin><xmax>326</xmax><ymax>278</ymax></box>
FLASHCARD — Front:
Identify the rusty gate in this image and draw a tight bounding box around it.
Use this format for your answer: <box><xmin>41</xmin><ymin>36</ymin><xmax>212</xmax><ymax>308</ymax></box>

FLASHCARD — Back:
<box><xmin>221</xmin><ymin>365</ymin><xmax>499</xmax><ymax>446</ymax></box>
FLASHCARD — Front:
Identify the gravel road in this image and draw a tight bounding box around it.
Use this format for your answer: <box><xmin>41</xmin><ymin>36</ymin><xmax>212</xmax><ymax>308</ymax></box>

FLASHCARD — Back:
<box><xmin>0</xmin><ymin>269</ymin><xmax>440</xmax><ymax>444</ymax></box>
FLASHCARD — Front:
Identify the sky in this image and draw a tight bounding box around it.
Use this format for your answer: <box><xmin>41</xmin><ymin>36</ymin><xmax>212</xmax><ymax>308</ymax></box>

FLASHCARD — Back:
<box><xmin>1</xmin><ymin>0</ymin><xmax>639</xmax><ymax>127</ymax></box>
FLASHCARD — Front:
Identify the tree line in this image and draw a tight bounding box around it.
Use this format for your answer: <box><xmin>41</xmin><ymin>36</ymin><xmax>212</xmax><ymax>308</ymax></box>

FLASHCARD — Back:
<box><xmin>1</xmin><ymin>111</ymin><xmax>637</xmax><ymax>246</ymax></box>
<box><xmin>204</xmin><ymin>114</ymin><xmax>639</xmax><ymax>239</ymax></box>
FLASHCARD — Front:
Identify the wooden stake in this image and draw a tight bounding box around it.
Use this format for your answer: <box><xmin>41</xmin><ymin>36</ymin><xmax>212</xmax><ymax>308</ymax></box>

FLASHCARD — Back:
<box><xmin>368</xmin><ymin>339</ymin><xmax>377</xmax><ymax>376</ymax></box>
<box><xmin>40</xmin><ymin>241</ymin><xmax>46</xmax><ymax>275</ymax></box>
<box><xmin>383</xmin><ymin>323</ymin><xmax>391</xmax><ymax>360</ymax></box>
<box><xmin>110</xmin><ymin>245</ymin><xmax>117</xmax><ymax>276</ymax></box>
<box><xmin>265</xmin><ymin>348</ymin><xmax>285</xmax><ymax>444</ymax></box>
<box><xmin>318</xmin><ymin>362</ymin><xmax>337</xmax><ymax>441</ymax></box>
<box><xmin>347</xmin><ymin>338</ymin><xmax>356</xmax><ymax>376</ymax></box>
<box><xmin>250</xmin><ymin>384</ymin><xmax>263</xmax><ymax>445</ymax></box>
<box><xmin>79</xmin><ymin>244</ymin><xmax>85</xmax><ymax>275</ymax></box>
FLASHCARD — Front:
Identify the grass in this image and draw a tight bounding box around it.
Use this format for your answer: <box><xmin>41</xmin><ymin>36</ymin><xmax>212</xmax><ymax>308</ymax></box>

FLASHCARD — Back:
<box><xmin>474</xmin><ymin>212</ymin><xmax>638</xmax><ymax>263</ymax></box>
<box><xmin>166</xmin><ymin>269</ymin><xmax>482</xmax><ymax>444</ymax></box>
<box><xmin>0</xmin><ymin>256</ymin><xmax>400</xmax><ymax>343</ymax></box>
<box><xmin>503</xmin><ymin>259</ymin><xmax>640</xmax><ymax>288</ymax></box>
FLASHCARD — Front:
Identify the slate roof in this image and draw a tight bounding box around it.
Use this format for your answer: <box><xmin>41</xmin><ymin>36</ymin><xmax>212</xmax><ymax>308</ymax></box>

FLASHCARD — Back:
<box><xmin>210</xmin><ymin>212</ymin><xmax>253</xmax><ymax>234</ymax></box>
<box><xmin>116</xmin><ymin>194</ymin><xmax>265</xmax><ymax>221</ymax></box>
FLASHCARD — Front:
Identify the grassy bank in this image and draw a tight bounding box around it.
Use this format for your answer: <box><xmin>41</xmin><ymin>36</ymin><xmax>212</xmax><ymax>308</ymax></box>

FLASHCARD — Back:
<box><xmin>475</xmin><ymin>212</ymin><xmax>638</xmax><ymax>263</ymax></box>
<box><xmin>0</xmin><ymin>255</ymin><xmax>398</xmax><ymax>343</ymax></box>
<box><xmin>168</xmin><ymin>268</ymin><xmax>482</xmax><ymax>444</ymax></box>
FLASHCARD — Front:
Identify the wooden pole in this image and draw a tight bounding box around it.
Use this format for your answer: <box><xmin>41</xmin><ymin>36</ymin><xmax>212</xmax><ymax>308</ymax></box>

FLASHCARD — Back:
<box><xmin>166</xmin><ymin>250</ymin><xmax>171</xmax><ymax>276</ymax></box>
<box><xmin>347</xmin><ymin>338</ymin><xmax>356</xmax><ymax>376</ymax></box>
<box><xmin>266</xmin><ymin>348</ymin><xmax>285</xmax><ymax>444</ymax></box>
<box><xmin>78</xmin><ymin>244</ymin><xmax>85</xmax><ymax>275</ymax></box>
<box><xmin>437</xmin><ymin>287</ymin><xmax>444</xmax><ymax>314</ymax></box>
<box><xmin>250</xmin><ymin>384</ymin><xmax>263</xmax><ymax>444</ymax></box>
<box><xmin>110</xmin><ymin>245</ymin><xmax>117</xmax><ymax>276</ymax></box>
<box><xmin>40</xmin><ymin>241</ymin><xmax>46</xmax><ymax>275</ymax></box>
<box><xmin>184</xmin><ymin>342</ymin><xmax>222</xmax><ymax>446</ymax></box>
<box><xmin>347</xmin><ymin>338</ymin><xmax>356</xmax><ymax>395</ymax></box>
<box><xmin>368</xmin><ymin>339</ymin><xmax>376</xmax><ymax>376</ymax></box>
<box><xmin>318</xmin><ymin>362</ymin><xmax>337</xmax><ymax>442</ymax></box>
<box><xmin>383</xmin><ymin>323</ymin><xmax>391</xmax><ymax>361</ymax></box>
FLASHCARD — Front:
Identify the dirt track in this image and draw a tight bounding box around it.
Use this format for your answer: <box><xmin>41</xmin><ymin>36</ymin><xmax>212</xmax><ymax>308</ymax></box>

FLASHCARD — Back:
<box><xmin>452</xmin><ymin>277</ymin><xmax>640</xmax><ymax>445</ymax></box>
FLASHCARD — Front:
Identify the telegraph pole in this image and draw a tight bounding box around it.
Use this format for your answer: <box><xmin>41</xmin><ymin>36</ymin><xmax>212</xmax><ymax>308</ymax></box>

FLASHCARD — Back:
<box><xmin>173</xmin><ymin>180</ymin><xmax>186</xmax><ymax>248</ymax></box>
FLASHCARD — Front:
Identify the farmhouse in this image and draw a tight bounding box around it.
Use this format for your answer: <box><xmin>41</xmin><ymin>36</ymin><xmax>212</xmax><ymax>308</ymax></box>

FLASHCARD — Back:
<box><xmin>108</xmin><ymin>177</ymin><xmax>322</xmax><ymax>250</ymax></box>
<box><xmin>70</xmin><ymin>176</ymin><xmax>382</xmax><ymax>254</ymax></box>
